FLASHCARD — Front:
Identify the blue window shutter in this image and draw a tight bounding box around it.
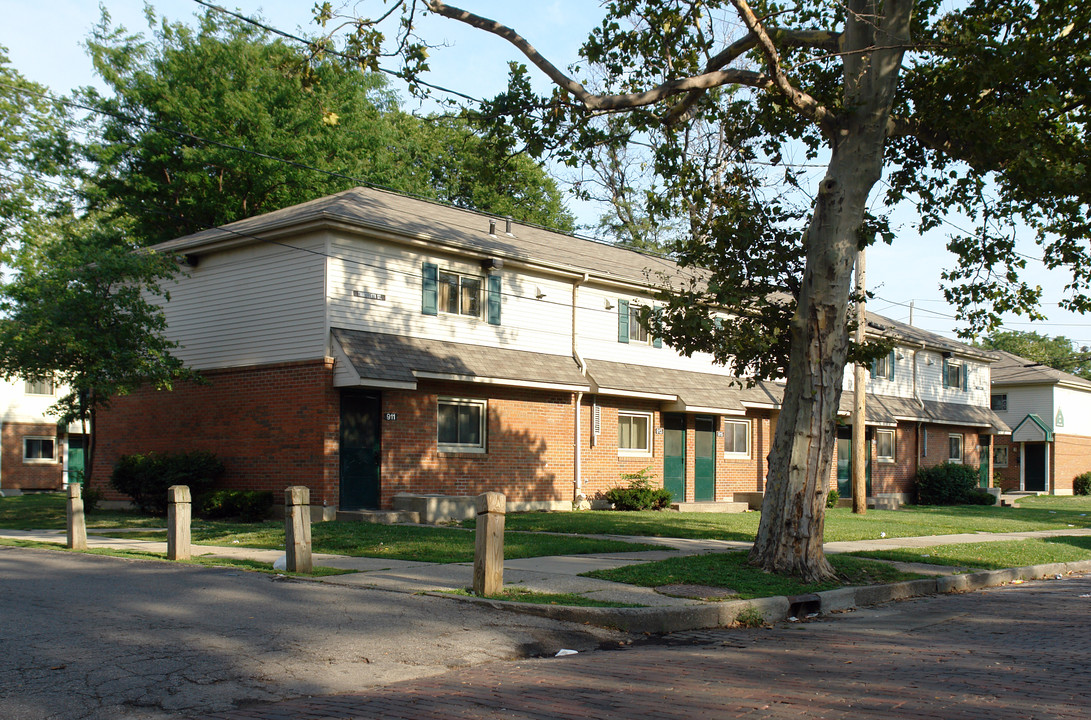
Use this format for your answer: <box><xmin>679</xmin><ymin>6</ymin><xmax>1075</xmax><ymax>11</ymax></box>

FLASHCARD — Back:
<box><xmin>421</xmin><ymin>262</ymin><xmax>438</xmax><ymax>315</ymax></box>
<box><xmin>888</xmin><ymin>350</ymin><xmax>895</xmax><ymax>381</ymax></box>
<box><xmin>652</xmin><ymin>307</ymin><xmax>663</xmax><ymax>348</ymax></box>
<box><xmin>942</xmin><ymin>357</ymin><xmax>949</xmax><ymax>388</ymax></box>
<box><xmin>870</xmin><ymin>360</ymin><xmax>877</xmax><ymax>380</ymax></box>
<box><xmin>618</xmin><ymin>299</ymin><xmax>629</xmax><ymax>343</ymax></box>
<box><xmin>963</xmin><ymin>362</ymin><xmax>969</xmax><ymax>392</ymax></box>
<box><xmin>487</xmin><ymin>275</ymin><xmax>501</xmax><ymax>325</ymax></box>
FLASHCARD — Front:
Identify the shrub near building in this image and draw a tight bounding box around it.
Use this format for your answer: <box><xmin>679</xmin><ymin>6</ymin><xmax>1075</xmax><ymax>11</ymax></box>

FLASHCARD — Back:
<box><xmin>915</xmin><ymin>463</ymin><xmax>993</xmax><ymax>505</ymax></box>
<box><xmin>110</xmin><ymin>451</ymin><xmax>225</xmax><ymax>515</ymax></box>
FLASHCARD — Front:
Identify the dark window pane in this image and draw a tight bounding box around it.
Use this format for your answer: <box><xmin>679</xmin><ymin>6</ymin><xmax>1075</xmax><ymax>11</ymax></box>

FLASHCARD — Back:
<box><xmin>439</xmin><ymin>272</ymin><xmax>459</xmax><ymax>314</ymax></box>
<box><xmin>459</xmin><ymin>404</ymin><xmax>481</xmax><ymax>445</ymax></box>
<box><xmin>461</xmin><ymin>277</ymin><xmax>481</xmax><ymax>317</ymax></box>
<box><xmin>438</xmin><ymin>403</ymin><xmax>458</xmax><ymax>444</ymax></box>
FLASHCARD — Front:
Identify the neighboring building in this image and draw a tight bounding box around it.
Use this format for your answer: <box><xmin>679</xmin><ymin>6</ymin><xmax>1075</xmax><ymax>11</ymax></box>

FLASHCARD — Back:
<box><xmin>989</xmin><ymin>350</ymin><xmax>1091</xmax><ymax>494</ymax></box>
<box><xmin>90</xmin><ymin>187</ymin><xmax>1006</xmax><ymax>512</ymax></box>
<box><xmin>0</xmin><ymin>375</ymin><xmax>86</xmax><ymax>494</ymax></box>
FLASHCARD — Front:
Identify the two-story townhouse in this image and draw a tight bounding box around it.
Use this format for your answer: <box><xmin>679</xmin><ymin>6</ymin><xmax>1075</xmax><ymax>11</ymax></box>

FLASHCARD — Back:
<box><xmin>836</xmin><ymin>317</ymin><xmax>1008</xmax><ymax>504</ymax></box>
<box><xmin>0</xmin><ymin>376</ymin><xmax>87</xmax><ymax>494</ymax></box>
<box><xmin>988</xmin><ymin>350</ymin><xmax>1091</xmax><ymax>494</ymax></box>
<box><xmin>89</xmin><ymin>186</ymin><xmax>1006</xmax><ymax>515</ymax></box>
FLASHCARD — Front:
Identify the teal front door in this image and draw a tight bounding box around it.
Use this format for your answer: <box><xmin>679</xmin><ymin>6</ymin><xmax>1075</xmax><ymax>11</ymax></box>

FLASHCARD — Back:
<box><xmin>67</xmin><ymin>436</ymin><xmax>86</xmax><ymax>483</ymax></box>
<box><xmin>663</xmin><ymin>414</ymin><xmax>686</xmax><ymax>503</ymax></box>
<box><xmin>836</xmin><ymin>435</ymin><xmax>851</xmax><ymax>498</ymax></box>
<box><xmin>694</xmin><ymin>416</ymin><xmax>715</xmax><ymax>501</ymax></box>
<box><xmin>340</xmin><ymin>391</ymin><xmax>381</xmax><ymax>510</ymax></box>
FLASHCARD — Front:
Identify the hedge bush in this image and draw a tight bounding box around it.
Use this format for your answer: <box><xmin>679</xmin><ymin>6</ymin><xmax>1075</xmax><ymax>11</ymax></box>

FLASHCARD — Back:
<box><xmin>915</xmin><ymin>462</ymin><xmax>988</xmax><ymax>505</ymax></box>
<box><xmin>1074</xmin><ymin>472</ymin><xmax>1091</xmax><ymax>496</ymax></box>
<box><xmin>110</xmin><ymin>451</ymin><xmax>225</xmax><ymax>515</ymax></box>
<box><xmin>197</xmin><ymin>489</ymin><xmax>274</xmax><ymax>522</ymax></box>
<box><xmin>826</xmin><ymin>488</ymin><xmax>840</xmax><ymax>508</ymax></box>
<box><xmin>604</xmin><ymin>470</ymin><xmax>672</xmax><ymax>511</ymax></box>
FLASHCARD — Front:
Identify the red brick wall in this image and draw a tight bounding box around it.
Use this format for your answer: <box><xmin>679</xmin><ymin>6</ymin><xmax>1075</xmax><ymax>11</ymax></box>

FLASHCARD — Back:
<box><xmin>380</xmin><ymin>382</ymin><xmax>574</xmax><ymax>507</ymax></box>
<box><xmin>92</xmin><ymin>359</ymin><xmax>340</xmax><ymax>505</ymax></box>
<box><xmin>1</xmin><ymin>422</ymin><xmax>63</xmax><ymax>491</ymax></box>
<box><xmin>991</xmin><ymin>436</ymin><xmax>1020</xmax><ymax>490</ymax></box>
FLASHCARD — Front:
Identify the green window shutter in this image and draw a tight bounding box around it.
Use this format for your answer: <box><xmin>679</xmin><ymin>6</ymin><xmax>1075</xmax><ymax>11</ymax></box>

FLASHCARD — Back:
<box><xmin>487</xmin><ymin>275</ymin><xmax>501</xmax><ymax>325</ymax></box>
<box><xmin>942</xmin><ymin>357</ymin><xmax>949</xmax><ymax>388</ymax></box>
<box><xmin>870</xmin><ymin>360</ymin><xmax>877</xmax><ymax>380</ymax></box>
<box><xmin>421</xmin><ymin>262</ymin><xmax>438</xmax><ymax>316</ymax></box>
<box><xmin>713</xmin><ymin>317</ymin><xmax>723</xmax><ymax>330</ymax></box>
<box><xmin>963</xmin><ymin>362</ymin><xmax>969</xmax><ymax>392</ymax></box>
<box><xmin>888</xmin><ymin>350</ymin><xmax>895</xmax><ymax>381</ymax></box>
<box><xmin>652</xmin><ymin>307</ymin><xmax>663</xmax><ymax>348</ymax></box>
<box><xmin>618</xmin><ymin>299</ymin><xmax>629</xmax><ymax>343</ymax></box>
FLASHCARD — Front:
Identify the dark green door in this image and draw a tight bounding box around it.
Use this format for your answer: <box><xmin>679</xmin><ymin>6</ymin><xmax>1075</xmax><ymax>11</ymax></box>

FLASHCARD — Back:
<box><xmin>836</xmin><ymin>435</ymin><xmax>851</xmax><ymax>498</ymax></box>
<box><xmin>694</xmin><ymin>416</ymin><xmax>715</xmax><ymax>501</ymax></box>
<box><xmin>340</xmin><ymin>391</ymin><xmax>381</xmax><ymax>510</ymax></box>
<box><xmin>1024</xmin><ymin>444</ymin><xmax>1047</xmax><ymax>492</ymax></box>
<box><xmin>979</xmin><ymin>446</ymin><xmax>990</xmax><ymax>488</ymax></box>
<box><xmin>67</xmin><ymin>436</ymin><xmax>86</xmax><ymax>483</ymax></box>
<box><xmin>663</xmin><ymin>414</ymin><xmax>686</xmax><ymax>503</ymax></box>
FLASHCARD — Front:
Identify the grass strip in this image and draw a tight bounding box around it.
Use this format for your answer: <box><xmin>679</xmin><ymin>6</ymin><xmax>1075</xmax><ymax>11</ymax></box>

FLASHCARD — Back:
<box><xmin>847</xmin><ymin>535</ymin><xmax>1091</xmax><ymax>570</ymax></box>
<box><xmin>585</xmin><ymin>551</ymin><xmax>922</xmax><ymax>600</ymax></box>
<box><xmin>0</xmin><ymin>536</ymin><xmax>352</xmax><ymax>576</ymax></box>
<box><xmin>444</xmin><ymin>587</ymin><xmax>647</xmax><ymax>608</ymax></box>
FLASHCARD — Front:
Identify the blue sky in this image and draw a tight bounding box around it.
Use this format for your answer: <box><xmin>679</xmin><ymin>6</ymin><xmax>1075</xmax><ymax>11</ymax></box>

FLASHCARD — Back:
<box><xmin>3</xmin><ymin>0</ymin><xmax>1087</xmax><ymax>344</ymax></box>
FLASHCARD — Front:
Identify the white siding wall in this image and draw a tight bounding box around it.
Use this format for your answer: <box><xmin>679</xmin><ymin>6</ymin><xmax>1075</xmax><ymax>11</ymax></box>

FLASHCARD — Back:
<box><xmin>157</xmin><ymin>235</ymin><xmax>329</xmax><ymax>369</ymax></box>
<box><xmin>327</xmin><ymin>234</ymin><xmax>573</xmax><ymax>356</ymax></box>
<box><xmin>0</xmin><ymin>378</ymin><xmax>63</xmax><ymax>423</ymax></box>
<box><xmin>993</xmin><ymin>385</ymin><xmax>1054</xmax><ymax>428</ymax></box>
<box><xmin>914</xmin><ymin>350</ymin><xmax>989</xmax><ymax>407</ymax></box>
<box><xmin>1051</xmin><ymin>387</ymin><xmax>1091</xmax><ymax>436</ymax></box>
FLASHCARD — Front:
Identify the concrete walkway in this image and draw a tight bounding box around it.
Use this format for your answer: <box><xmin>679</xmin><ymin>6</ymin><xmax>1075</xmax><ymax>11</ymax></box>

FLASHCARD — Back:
<box><xmin>5</xmin><ymin>525</ymin><xmax>1091</xmax><ymax>620</ymax></box>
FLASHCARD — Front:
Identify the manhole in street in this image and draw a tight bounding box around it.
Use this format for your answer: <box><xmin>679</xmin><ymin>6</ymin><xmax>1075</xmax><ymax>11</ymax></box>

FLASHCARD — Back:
<box><xmin>655</xmin><ymin>584</ymin><xmax>738</xmax><ymax>600</ymax></box>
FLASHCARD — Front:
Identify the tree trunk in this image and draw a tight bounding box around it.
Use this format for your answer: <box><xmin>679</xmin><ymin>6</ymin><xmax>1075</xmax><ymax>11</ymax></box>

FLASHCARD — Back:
<box><xmin>749</xmin><ymin>0</ymin><xmax>913</xmax><ymax>582</ymax></box>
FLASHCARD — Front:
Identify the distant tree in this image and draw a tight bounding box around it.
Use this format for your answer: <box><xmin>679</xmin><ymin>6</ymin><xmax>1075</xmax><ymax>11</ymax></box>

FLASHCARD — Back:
<box><xmin>79</xmin><ymin>8</ymin><xmax>573</xmax><ymax>246</ymax></box>
<box><xmin>979</xmin><ymin>330</ymin><xmax>1091</xmax><ymax>380</ymax></box>
<box><xmin>0</xmin><ymin>216</ymin><xmax>191</xmax><ymax>482</ymax></box>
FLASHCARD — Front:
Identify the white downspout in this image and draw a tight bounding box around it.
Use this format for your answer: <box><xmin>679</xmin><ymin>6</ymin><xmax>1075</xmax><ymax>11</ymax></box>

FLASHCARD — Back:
<box><xmin>572</xmin><ymin>274</ymin><xmax>590</xmax><ymax>503</ymax></box>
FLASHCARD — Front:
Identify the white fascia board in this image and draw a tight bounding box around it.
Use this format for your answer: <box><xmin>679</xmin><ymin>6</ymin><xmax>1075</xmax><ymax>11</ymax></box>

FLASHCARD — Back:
<box><xmin>335</xmin><ymin>377</ymin><xmax>417</xmax><ymax>390</ymax></box>
<box><xmin>593</xmin><ymin>386</ymin><xmax>679</xmax><ymax>402</ymax></box>
<box><xmin>741</xmin><ymin>401</ymin><xmax>780</xmax><ymax>410</ymax></box>
<box><xmin>412</xmin><ymin>371</ymin><xmax>590</xmax><ymax>393</ymax></box>
<box><xmin>663</xmin><ymin>402</ymin><xmax>747</xmax><ymax>415</ymax></box>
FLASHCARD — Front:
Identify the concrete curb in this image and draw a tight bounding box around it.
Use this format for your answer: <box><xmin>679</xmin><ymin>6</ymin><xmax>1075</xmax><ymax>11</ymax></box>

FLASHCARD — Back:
<box><xmin>439</xmin><ymin>559</ymin><xmax>1091</xmax><ymax>634</ymax></box>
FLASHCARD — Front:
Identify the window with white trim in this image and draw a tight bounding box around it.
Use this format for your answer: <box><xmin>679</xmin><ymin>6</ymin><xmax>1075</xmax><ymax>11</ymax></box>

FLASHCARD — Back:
<box><xmin>944</xmin><ymin>360</ymin><xmax>964</xmax><ymax>389</ymax></box>
<box><xmin>723</xmin><ymin>418</ymin><xmax>750</xmax><ymax>457</ymax></box>
<box><xmin>628</xmin><ymin>304</ymin><xmax>650</xmax><ymax>344</ymax></box>
<box><xmin>24</xmin><ymin>378</ymin><xmax>54</xmax><ymax>395</ymax></box>
<box><xmin>993</xmin><ymin>446</ymin><xmax>1009</xmax><ymax>467</ymax></box>
<box><xmin>876</xmin><ymin>429</ymin><xmax>896</xmax><ymax>462</ymax></box>
<box><xmin>438</xmin><ymin>270</ymin><xmax>482</xmax><ymax>318</ymax></box>
<box><xmin>437</xmin><ymin>397</ymin><xmax>486</xmax><ymax>453</ymax></box>
<box><xmin>618</xmin><ymin>412</ymin><xmax>652</xmax><ymax>456</ymax></box>
<box><xmin>23</xmin><ymin>437</ymin><xmax>56</xmax><ymax>463</ymax></box>
<box><xmin>948</xmin><ymin>433</ymin><xmax>964</xmax><ymax>464</ymax></box>
<box><xmin>871</xmin><ymin>350</ymin><xmax>894</xmax><ymax>381</ymax></box>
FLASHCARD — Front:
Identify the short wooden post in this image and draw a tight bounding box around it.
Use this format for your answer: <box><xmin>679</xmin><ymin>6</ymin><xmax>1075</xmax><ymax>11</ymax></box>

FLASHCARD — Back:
<box><xmin>473</xmin><ymin>492</ymin><xmax>505</xmax><ymax>596</ymax></box>
<box><xmin>66</xmin><ymin>483</ymin><xmax>87</xmax><ymax>550</ymax></box>
<box><xmin>284</xmin><ymin>486</ymin><xmax>312</xmax><ymax>573</ymax></box>
<box><xmin>167</xmin><ymin>485</ymin><xmax>192</xmax><ymax>561</ymax></box>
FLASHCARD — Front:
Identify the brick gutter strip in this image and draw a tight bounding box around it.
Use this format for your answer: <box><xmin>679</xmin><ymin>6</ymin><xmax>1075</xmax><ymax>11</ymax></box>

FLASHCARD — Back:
<box><xmin>434</xmin><ymin>559</ymin><xmax>1091</xmax><ymax>634</ymax></box>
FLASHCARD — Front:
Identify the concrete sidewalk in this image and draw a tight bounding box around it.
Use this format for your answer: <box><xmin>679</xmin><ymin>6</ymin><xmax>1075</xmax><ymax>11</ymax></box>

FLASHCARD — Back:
<box><xmin>4</xmin><ymin>525</ymin><xmax>1091</xmax><ymax>631</ymax></box>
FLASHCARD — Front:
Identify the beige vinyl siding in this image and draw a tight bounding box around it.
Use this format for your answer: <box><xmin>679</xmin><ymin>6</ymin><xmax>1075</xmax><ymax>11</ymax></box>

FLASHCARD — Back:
<box><xmin>326</xmin><ymin>234</ymin><xmax>573</xmax><ymax>356</ymax></box>
<box><xmin>156</xmin><ymin>235</ymin><xmax>328</xmax><ymax>369</ymax></box>
<box><xmin>995</xmin><ymin>385</ymin><xmax>1054</xmax><ymax>428</ymax></box>
<box><xmin>915</xmin><ymin>351</ymin><xmax>989</xmax><ymax>407</ymax></box>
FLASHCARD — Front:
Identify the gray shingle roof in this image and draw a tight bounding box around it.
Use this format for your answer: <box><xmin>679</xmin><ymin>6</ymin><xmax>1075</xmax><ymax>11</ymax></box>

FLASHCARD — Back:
<box><xmin>837</xmin><ymin>391</ymin><xmax>1009</xmax><ymax>433</ymax></box>
<box><xmin>332</xmin><ymin>328</ymin><xmax>590</xmax><ymax>389</ymax></box>
<box><xmin>989</xmin><ymin>349</ymin><xmax>1091</xmax><ymax>390</ymax></box>
<box><xmin>583</xmin><ymin>359</ymin><xmax>782</xmax><ymax>412</ymax></box>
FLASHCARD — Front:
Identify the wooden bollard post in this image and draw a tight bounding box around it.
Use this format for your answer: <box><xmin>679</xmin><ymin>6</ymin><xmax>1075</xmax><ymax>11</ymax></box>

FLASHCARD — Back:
<box><xmin>167</xmin><ymin>485</ymin><xmax>192</xmax><ymax>561</ymax></box>
<box><xmin>66</xmin><ymin>483</ymin><xmax>87</xmax><ymax>550</ymax></box>
<box><xmin>473</xmin><ymin>492</ymin><xmax>505</xmax><ymax>596</ymax></box>
<box><xmin>284</xmin><ymin>486</ymin><xmax>312</xmax><ymax>573</ymax></box>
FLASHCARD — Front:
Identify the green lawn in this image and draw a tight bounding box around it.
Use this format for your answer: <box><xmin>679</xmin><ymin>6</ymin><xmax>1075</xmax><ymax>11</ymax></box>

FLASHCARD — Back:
<box><xmin>482</xmin><ymin>496</ymin><xmax>1091</xmax><ymax>542</ymax></box>
<box><xmin>848</xmin><ymin>535</ymin><xmax>1091</xmax><ymax>570</ymax></box>
<box><xmin>0</xmin><ymin>493</ymin><xmax>164</xmax><ymax>530</ymax></box>
<box><xmin>585</xmin><ymin>552</ymin><xmax>922</xmax><ymax>599</ymax></box>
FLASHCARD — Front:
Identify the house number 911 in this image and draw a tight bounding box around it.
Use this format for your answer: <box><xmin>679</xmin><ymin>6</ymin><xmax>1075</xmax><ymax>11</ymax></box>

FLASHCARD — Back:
<box><xmin>385</xmin><ymin>413</ymin><xmax>397</xmax><ymax>421</ymax></box>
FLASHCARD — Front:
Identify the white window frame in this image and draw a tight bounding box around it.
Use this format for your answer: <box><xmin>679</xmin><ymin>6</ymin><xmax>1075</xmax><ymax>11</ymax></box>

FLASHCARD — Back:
<box><xmin>993</xmin><ymin>446</ymin><xmax>1009</xmax><ymax>468</ymax></box>
<box><xmin>873</xmin><ymin>352</ymin><xmax>894</xmax><ymax>381</ymax></box>
<box><xmin>991</xmin><ymin>394</ymin><xmax>1008</xmax><ymax>412</ymax></box>
<box><xmin>948</xmin><ymin>433</ymin><xmax>964</xmax><ymax>464</ymax></box>
<box><xmin>945</xmin><ymin>361</ymin><xmax>964</xmax><ymax>389</ymax></box>
<box><xmin>24</xmin><ymin>378</ymin><xmax>55</xmax><ymax>396</ymax></box>
<box><xmin>628</xmin><ymin>304</ymin><xmax>651</xmax><ymax>344</ymax></box>
<box><xmin>23</xmin><ymin>436</ymin><xmax>57</xmax><ymax>463</ymax></box>
<box><xmin>437</xmin><ymin>270</ymin><xmax>482</xmax><ymax>319</ymax></box>
<box><xmin>722</xmin><ymin>418</ymin><xmax>751</xmax><ymax>458</ymax></box>
<box><xmin>437</xmin><ymin>397</ymin><xmax>487</xmax><ymax>453</ymax></box>
<box><xmin>876</xmin><ymin>429</ymin><xmax>896</xmax><ymax>463</ymax></box>
<box><xmin>618</xmin><ymin>411</ymin><xmax>653</xmax><ymax>457</ymax></box>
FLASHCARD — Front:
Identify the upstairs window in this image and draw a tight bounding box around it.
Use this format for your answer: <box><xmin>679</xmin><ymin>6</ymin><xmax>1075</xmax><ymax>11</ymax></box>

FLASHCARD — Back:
<box><xmin>871</xmin><ymin>350</ymin><xmax>895</xmax><ymax>381</ymax></box>
<box><xmin>439</xmin><ymin>271</ymin><xmax>481</xmax><ymax>318</ymax></box>
<box><xmin>943</xmin><ymin>358</ymin><xmax>966</xmax><ymax>390</ymax></box>
<box><xmin>991</xmin><ymin>394</ymin><xmax>1008</xmax><ymax>411</ymax></box>
<box><xmin>617</xmin><ymin>300</ymin><xmax>662</xmax><ymax>347</ymax></box>
<box><xmin>25</xmin><ymin>378</ymin><xmax>54</xmax><ymax>395</ymax></box>
<box><xmin>628</xmin><ymin>304</ymin><xmax>649</xmax><ymax>343</ymax></box>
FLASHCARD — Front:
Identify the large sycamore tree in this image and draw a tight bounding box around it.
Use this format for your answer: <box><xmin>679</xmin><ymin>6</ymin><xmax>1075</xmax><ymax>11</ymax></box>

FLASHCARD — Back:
<box><xmin>324</xmin><ymin>0</ymin><xmax>1086</xmax><ymax>580</ymax></box>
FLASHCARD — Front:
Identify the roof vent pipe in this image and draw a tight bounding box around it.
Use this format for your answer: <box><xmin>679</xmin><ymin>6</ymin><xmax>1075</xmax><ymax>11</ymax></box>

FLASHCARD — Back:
<box><xmin>488</xmin><ymin>219</ymin><xmax>497</xmax><ymax>236</ymax></box>
<box><xmin>505</xmin><ymin>216</ymin><xmax>513</xmax><ymax>236</ymax></box>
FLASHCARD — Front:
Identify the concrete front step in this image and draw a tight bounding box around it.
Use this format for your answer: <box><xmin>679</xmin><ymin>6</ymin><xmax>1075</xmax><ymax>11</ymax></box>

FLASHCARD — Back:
<box><xmin>671</xmin><ymin>501</ymin><xmax>750</xmax><ymax>513</ymax></box>
<box><xmin>336</xmin><ymin>509</ymin><xmax>420</xmax><ymax>525</ymax></box>
<box><xmin>1000</xmin><ymin>491</ymin><xmax>1044</xmax><ymax>507</ymax></box>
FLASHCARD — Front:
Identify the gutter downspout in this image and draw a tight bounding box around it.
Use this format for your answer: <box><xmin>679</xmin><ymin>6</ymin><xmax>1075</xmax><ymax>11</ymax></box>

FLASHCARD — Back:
<box><xmin>572</xmin><ymin>274</ymin><xmax>590</xmax><ymax>506</ymax></box>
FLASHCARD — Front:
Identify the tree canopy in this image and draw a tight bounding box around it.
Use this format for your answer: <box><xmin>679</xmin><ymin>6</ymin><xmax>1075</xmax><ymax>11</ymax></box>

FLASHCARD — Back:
<box><xmin>979</xmin><ymin>330</ymin><xmax>1091</xmax><ymax>380</ymax></box>
<box><xmin>79</xmin><ymin>8</ymin><xmax>574</xmax><ymax>246</ymax></box>
<box><xmin>326</xmin><ymin>0</ymin><xmax>1090</xmax><ymax>580</ymax></box>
